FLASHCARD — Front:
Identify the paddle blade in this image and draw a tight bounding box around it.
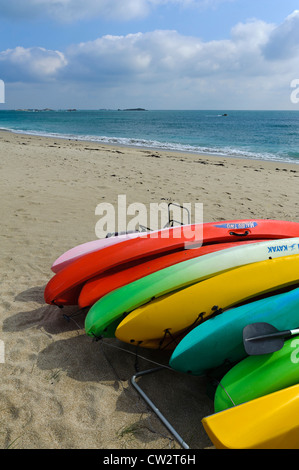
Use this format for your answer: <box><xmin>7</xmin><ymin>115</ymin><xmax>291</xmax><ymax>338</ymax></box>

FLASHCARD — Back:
<box><xmin>243</xmin><ymin>322</ymin><xmax>284</xmax><ymax>356</ymax></box>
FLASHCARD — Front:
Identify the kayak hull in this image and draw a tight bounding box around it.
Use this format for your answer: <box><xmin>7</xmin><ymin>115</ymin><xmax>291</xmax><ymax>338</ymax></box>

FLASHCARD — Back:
<box><xmin>202</xmin><ymin>385</ymin><xmax>299</xmax><ymax>449</ymax></box>
<box><xmin>78</xmin><ymin>239</ymin><xmax>263</xmax><ymax>308</ymax></box>
<box><xmin>115</xmin><ymin>254</ymin><xmax>299</xmax><ymax>348</ymax></box>
<box><xmin>45</xmin><ymin>219</ymin><xmax>299</xmax><ymax>306</ymax></box>
<box><xmin>51</xmin><ymin>231</ymin><xmax>147</xmax><ymax>273</ymax></box>
<box><xmin>214</xmin><ymin>336</ymin><xmax>299</xmax><ymax>413</ymax></box>
<box><xmin>169</xmin><ymin>285</ymin><xmax>299</xmax><ymax>375</ymax></box>
<box><xmin>85</xmin><ymin>241</ymin><xmax>299</xmax><ymax>340</ymax></box>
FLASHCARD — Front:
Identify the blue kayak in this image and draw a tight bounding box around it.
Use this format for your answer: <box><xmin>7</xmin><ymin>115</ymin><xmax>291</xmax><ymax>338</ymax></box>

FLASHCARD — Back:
<box><xmin>169</xmin><ymin>286</ymin><xmax>299</xmax><ymax>375</ymax></box>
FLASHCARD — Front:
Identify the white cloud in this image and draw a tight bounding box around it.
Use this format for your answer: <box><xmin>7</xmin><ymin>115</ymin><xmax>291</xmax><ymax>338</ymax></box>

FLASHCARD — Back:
<box><xmin>2</xmin><ymin>11</ymin><xmax>299</xmax><ymax>109</ymax></box>
<box><xmin>262</xmin><ymin>10</ymin><xmax>299</xmax><ymax>60</ymax></box>
<box><xmin>0</xmin><ymin>47</ymin><xmax>67</xmax><ymax>82</ymax></box>
<box><xmin>62</xmin><ymin>22</ymin><xmax>293</xmax><ymax>85</ymax></box>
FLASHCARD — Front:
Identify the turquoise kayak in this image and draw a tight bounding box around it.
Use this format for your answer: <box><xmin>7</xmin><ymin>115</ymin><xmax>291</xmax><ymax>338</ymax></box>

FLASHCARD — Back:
<box><xmin>214</xmin><ymin>335</ymin><xmax>299</xmax><ymax>413</ymax></box>
<box><xmin>169</xmin><ymin>286</ymin><xmax>299</xmax><ymax>376</ymax></box>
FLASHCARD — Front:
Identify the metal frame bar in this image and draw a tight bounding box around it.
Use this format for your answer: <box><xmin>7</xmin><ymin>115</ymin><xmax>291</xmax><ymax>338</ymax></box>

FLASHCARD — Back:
<box><xmin>131</xmin><ymin>367</ymin><xmax>190</xmax><ymax>449</ymax></box>
<box><xmin>167</xmin><ymin>202</ymin><xmax>191</xmax><ymax>227</ymax></box>
<box><xmin>107</xmin><ymin>202</ymin><xmax>191</xmax><ymax>236</ymax></box>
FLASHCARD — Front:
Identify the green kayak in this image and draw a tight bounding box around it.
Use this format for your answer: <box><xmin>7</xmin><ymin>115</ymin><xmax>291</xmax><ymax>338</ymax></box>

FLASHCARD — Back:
<box><xmin>214</xmin><ymin>336</ymin><xmax>299</xmax><ymax>413</ymax></box>
<box><xmin>84</xmin><ymin>239</ymin><xmax>299</xmax><ymax>339</ymax></box>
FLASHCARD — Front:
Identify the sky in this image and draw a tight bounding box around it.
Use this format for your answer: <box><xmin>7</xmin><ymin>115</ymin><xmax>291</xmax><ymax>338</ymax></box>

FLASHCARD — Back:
<box><xmin>1</xmin><ymin>0</ymin><xmax>299</xmax><ymax>110</ymax></box>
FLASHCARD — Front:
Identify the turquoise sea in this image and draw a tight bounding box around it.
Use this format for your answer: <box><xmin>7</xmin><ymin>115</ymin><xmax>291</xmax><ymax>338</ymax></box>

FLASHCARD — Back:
<box><xmin>0</xmin><ymin>109</ymin><xmax>299</xmax><ymax>164</ymax></box>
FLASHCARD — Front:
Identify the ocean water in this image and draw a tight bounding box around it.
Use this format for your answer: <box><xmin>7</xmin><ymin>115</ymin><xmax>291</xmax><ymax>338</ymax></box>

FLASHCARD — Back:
<box><xmin>0</xmin><ymin>109</ymin><xmax>299</xmax><ymax>164</ymax></box>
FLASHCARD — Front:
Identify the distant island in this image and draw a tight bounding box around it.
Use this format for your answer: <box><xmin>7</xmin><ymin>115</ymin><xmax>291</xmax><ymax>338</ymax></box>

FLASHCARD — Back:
<box><xmin>16</xmin><ymin>108</ymin><xmax>54</xmax><ymax>112</ymax></box>
<box><xmin>14</xmin><ymin>108</ymin><xmax>149</xmax><ymax>112</ymax></box>
<box><xmin>15</xmin><ymin>108</ymin><xmax>77</xmax><ymax>112</ymax></box>
<box><xmin>118</xmin><ymin>108</ymin><xmax>147</xmax><ymax>111</ymax></box>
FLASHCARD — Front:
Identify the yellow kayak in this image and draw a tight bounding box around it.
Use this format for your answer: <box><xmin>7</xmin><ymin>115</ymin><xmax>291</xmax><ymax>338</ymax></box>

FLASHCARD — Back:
<box><xmin>202</xmin><ymin>385</ymin><xmax>299</xmax><ymax>449</ymax></box>
<box><xmin>115</xmin><ymin>254</ymin><xmax>299</xmax><ymax>347</ymax></box>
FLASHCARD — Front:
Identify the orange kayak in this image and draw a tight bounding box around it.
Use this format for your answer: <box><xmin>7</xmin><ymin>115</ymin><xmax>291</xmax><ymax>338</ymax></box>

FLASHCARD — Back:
<box><xmin>44</xmin><ymin>219</ymin><xmax>299</xmax><ymax>306</ymax></box>
<box><xmin>78</xmin><ymin>239</ymin><xmax>263</xmax><ymax>308</ymax></box>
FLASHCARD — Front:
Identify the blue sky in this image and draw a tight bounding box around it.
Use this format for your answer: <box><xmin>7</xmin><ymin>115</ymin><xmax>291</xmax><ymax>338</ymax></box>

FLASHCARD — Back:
<box><xmin>1</xmin><ymin>0</ymin><xmax>299</xmax><ymax>109</ymax></box>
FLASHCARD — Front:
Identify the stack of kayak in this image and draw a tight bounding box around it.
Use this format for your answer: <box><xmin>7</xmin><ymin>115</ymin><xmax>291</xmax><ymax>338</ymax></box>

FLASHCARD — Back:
<box><xmin>44</xmin><ymin>218</ymin><xmax>299</xmax><ymax>449</ymax></box>
<box><xmin>201</xmin><ymin>325</ymin><xmax>299</xmax><ymax>448</ymax></box>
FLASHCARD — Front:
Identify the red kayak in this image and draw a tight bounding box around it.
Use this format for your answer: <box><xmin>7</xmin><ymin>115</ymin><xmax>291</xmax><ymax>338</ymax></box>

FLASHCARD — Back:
<box><xmin>44</xmin><ymin>219</ymin><xmax>299</xmax><ymax>306</ymax></box>
<box><xmin>78</xmin><ymin>239</ymin><xmax>266</xmax><ymax>308</ymax></box>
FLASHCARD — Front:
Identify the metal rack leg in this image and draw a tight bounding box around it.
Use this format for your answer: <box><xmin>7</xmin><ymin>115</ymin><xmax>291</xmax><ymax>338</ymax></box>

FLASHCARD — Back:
<box><xmin>131</xmin><ymin>367</ymin><xmax>190</xmax><ymax>450</ymax></box>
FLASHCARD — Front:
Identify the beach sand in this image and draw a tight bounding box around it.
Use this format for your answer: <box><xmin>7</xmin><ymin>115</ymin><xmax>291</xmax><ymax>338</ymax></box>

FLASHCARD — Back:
<box><xmin>1</xmin><ymin>129</ymin><xmax>299</xmax><ymax>450</ymax></box>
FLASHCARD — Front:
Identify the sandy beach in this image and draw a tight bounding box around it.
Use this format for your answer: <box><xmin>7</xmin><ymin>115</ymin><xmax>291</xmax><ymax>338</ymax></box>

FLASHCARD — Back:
<box><xmin>1</xmin><ymin>128</ymin><xmax>299</xmax><ymax>450</ymax></box>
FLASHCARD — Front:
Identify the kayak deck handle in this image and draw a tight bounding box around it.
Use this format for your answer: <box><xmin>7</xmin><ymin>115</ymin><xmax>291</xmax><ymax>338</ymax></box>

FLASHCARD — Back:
<box><xmin>229</xmin><ymin>230</ymin><xmax>249</xmax><ymax>237</ymax></box>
